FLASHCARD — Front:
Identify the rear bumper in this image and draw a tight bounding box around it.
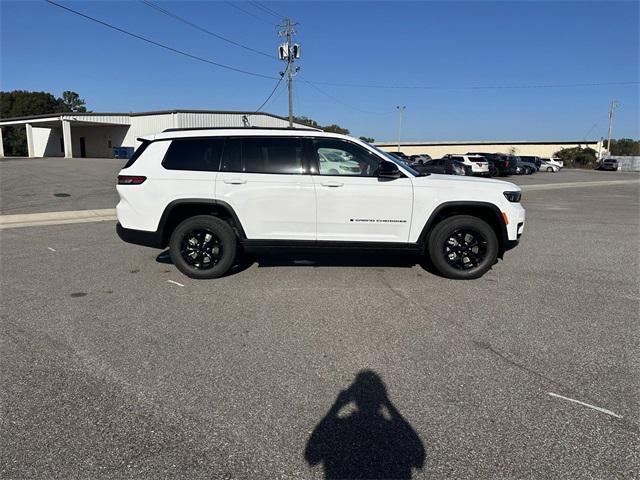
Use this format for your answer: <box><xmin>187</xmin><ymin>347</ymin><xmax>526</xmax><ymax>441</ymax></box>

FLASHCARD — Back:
<box><xmin>116</xmin><ymin>223</ymin><xmax>163</xmax><ymax>248</ymax></box>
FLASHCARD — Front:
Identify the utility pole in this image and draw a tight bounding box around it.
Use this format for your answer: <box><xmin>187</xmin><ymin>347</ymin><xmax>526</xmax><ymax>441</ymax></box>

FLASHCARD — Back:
<box><xmin>278</xmin><ymin>19</ymin><xmax>300</xmax><ymax>127</ymax></box>
<box><xmin>606</xmin><ymin>99</ymin><xmax>618</xmax><ymax>156</ymax></box>
<box><xmin>396</xmin><ymin>106</ymin><xmax>406</xmax><ymax>152</ymax></box>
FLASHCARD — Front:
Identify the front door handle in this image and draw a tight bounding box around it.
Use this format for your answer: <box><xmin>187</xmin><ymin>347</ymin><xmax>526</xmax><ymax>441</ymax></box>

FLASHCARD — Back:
<box><xmin>321</xmin><ymin>181</ymin><xmax>344</xmax><ymax>187</ymax></box>
<box><xmin>224</xmin><ymin>179</ymin><xmax>247</xmax><ymax>185</ymax></box>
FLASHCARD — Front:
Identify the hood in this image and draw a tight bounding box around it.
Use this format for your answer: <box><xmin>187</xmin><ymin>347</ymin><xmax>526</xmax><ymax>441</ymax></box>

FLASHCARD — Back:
<box><xmin>412</xmin><ymin>173</ymin><xmax>520</xmax><ymax>191</ymax></box>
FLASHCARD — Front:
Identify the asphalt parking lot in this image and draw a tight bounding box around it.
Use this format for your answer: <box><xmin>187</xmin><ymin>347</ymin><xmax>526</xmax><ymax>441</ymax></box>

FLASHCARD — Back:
<box><xmin>1</xmin><ymin>158</ymin><xmax>639</xmax><ymax>479</ymax></box>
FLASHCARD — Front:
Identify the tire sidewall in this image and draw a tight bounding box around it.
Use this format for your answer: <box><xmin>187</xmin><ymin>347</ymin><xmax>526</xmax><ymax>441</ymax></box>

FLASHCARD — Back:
<box><xmin>427</xmin><ymin>215</ymin><xmax>499</xmax><ymax>279</ymax></box>
<box><xmin>169</xmin><ymin>215</ymin><xmax>237</xmax><ymax>279</ymax></box>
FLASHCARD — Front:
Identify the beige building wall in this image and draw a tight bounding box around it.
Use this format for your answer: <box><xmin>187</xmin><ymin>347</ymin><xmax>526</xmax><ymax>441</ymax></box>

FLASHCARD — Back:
<box><xmin>376</xmin><ymin>141</ymin><xmax>602</xmax><ymax>159</ymax></box>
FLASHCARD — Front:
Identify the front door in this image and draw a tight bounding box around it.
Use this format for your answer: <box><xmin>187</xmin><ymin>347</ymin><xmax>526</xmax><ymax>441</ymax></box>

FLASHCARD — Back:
<box><xmin>79</xmin><ymin>137</ymin><xmax>86</xmax><ymax>158</ymax></box>
<box><xmin>216</xmin><ymin>136</ymin><xmax>316</xmax><ymax>240</ymax></box>
<box><xmin>310</xmin><ymin>138</ymin><xmax>413</xmax><ymax>243</ymax></box>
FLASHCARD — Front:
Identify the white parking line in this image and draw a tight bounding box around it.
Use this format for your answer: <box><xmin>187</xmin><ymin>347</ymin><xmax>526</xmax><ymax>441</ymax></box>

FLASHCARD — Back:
<box><xmin>47</xmin><ymin>247</ymin><xmax>57</xmax><ymax>252</ymax></box>
<box><xmin>548</xmin><ymin>392</ymin><xmax>622</xmax><ymax>418</ymax></box>
<box><xmin>167</xmin><ymin>280</ymin><xmax>184</xmax><ymax>287</ymax></box>
<box><xmin>522</xmin><ymin>179</ymin><xmax>639</xmax><ymax>191</ymax></box>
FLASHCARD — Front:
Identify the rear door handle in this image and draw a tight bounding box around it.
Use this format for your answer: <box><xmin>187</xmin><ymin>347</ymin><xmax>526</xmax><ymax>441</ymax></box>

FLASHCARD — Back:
<box><xmin>224</xmin><ymin>179</ymin><xmax>247</xmax><ymax>185</ymax></box>
<box><xmin>321</xmin><ymin>181</ymin><xmax>344</xmax><ymax>187</ymax></box>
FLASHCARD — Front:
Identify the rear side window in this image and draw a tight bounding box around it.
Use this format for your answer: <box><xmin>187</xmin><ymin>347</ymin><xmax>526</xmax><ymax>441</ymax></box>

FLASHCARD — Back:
<box><xmin>221</xmin><ymin>137</ymin><xmax>304</xmax><ymax>174</ymax></box>
<box><xmin>123</xmin><ymin>140</ymin><xmax>150</xmax><ymax>169</ymax></box>
<box><xmin>163</xmin><ymin>138</ymin><xmax>225</xmax><ymax>172</ymax></box>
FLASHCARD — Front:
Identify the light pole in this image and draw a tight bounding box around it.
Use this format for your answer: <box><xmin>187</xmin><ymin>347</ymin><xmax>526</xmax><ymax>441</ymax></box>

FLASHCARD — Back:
<box><xmin>396</xmin><ymin>106</ymin><xmax>406</xmax><ymax>153</ymax></box>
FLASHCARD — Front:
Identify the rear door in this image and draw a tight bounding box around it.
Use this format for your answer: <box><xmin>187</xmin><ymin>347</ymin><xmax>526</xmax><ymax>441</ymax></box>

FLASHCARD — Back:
<box><xmin>310</xmin><ymin>138</ymin><xmax>413</xmax><ymax>243</ymax></box>
<box><xmin>216</xmin><ymin>136</ymin><xmax>316</xmax><ymax>240</ymax></box>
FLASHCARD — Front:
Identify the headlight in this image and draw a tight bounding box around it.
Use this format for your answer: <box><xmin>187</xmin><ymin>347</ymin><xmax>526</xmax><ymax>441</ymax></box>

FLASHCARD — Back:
<box><xmin>503</xmin><ymin>191</ymin><xmax>521</xmax><ymax>202</ymax></box>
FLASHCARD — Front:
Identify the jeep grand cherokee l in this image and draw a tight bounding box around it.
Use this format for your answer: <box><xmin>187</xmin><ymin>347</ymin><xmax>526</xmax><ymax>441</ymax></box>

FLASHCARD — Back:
<box><xmin>116</xmin><ymin>128</ymin><xmax>525</xmax><ymax>280</ymax></box>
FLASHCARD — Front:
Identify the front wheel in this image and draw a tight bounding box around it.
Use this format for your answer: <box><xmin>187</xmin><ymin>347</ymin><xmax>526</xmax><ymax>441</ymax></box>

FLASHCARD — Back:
<box><xmin>427</xmin><ymin>215</ymin><xmax>499</xmax><ymax>279</ymax></box>
<box><xmin>546</xmin><ymin>167</ymin><xmax>554</xmax><ymax>172</ymax></box>
<box><xmin>169</xmin><ymin>215</ymin><xmax>237</xmax><ymax>279</ymax></box>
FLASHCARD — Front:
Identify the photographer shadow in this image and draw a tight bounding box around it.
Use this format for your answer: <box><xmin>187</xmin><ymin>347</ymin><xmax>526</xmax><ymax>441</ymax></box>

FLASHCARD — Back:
<box><xmin>305</xmin><ymin>370</ymin><xmax>425</xmax><ymax>479</ymax></box>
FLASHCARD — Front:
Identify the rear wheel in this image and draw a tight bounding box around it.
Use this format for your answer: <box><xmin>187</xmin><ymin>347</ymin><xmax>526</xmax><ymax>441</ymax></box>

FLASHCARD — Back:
<box><xmin>546</xmin><ymin>167</ymin><xmax>553</xmax><ymax>172</ymax></box>
<box><xmin>427</xmin><ymin>215</ymin><xmax>498</xmax><ymax>279</ymax></box>
<box><xmin>169</xmin><ymin>215</ymin><xmax>237</xmax><ymax>279</ymax></box>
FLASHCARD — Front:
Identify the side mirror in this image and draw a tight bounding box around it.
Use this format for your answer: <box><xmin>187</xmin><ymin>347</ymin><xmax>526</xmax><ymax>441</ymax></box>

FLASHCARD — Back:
<box><xmin>378</xmin><ymin>161</ymin><xmax>401</xmax><ymax>179</ymax></box>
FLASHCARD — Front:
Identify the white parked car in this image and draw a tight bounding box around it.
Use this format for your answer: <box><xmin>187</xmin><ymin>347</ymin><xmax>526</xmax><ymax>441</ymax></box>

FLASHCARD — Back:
<box><xmin>445</xmin><ymin>154</ymin><xmax>490</xmax><ymax>176</ymax></box>
<box><xmin>539</xmin><ymin>160</ymin><xmax>560</xmax><ymax>172</ymax></box>
<box><xmin>116</xmin><ymin>128</ymin><xmax>525</xmax><ymax>280</ymax></box>
<box><xmin>318</xmin><ymin>150</ymin><xmax>360</xmax><ymax>175</ymax></box>
<box><xmin>540</xmin><ymin>157</ymin><xmax>563</xmax><ymax>169</ymax></box>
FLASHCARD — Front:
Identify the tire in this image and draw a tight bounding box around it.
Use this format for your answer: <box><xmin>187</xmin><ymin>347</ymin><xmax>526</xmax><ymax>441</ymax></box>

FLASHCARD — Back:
<box><xmin>546</xmin><ymin>167</ymin><xmax>553</xmax><ymax>172</ymax></box>
<box><xmin>169</xmin><ymin>215</ymin><xmax>237</xmax><ymax>279</ymax></box>
<box><xmin>427</xmin><ymin>215</ymin><xmax>498</xmax><ymax>280</ymax></box>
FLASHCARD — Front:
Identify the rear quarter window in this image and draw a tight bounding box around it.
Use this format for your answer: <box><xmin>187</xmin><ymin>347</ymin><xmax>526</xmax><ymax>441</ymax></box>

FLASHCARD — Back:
<box><xmin>162</xmin><ymin>138</ymin><xmax>225</xmax><ymax>172</ymax></box>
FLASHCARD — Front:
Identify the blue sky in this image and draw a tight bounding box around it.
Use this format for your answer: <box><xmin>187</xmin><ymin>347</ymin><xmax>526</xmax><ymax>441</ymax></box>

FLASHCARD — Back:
<box><xmin>1</xmin><ymin>0</ymin><xmax>638</xmax><ymax>141</ymax></box>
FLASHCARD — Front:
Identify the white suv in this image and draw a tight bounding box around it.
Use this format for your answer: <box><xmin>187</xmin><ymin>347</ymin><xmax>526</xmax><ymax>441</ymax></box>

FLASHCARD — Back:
<box><xmin>116</xmin><ymin>128</ymin><xmax>525</xmax><ymax>280</ymax></box>
<box><xmin>444</xmin><ymin>154</ymin><xmax>490</xmax><ymax>176</ymax></box>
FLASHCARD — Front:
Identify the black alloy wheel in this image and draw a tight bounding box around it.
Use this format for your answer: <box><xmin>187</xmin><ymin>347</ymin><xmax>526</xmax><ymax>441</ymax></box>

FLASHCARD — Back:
<box><xmin>169</xmin><ymin>215</ymin><xmax>237</xmax><ymax>279</ymax></box>
<box><xmin>443</xmin><ymin>228</ymin><xmax>488</xmax><ymax>271</ymax></box>
<box><xmin>180</xmin><ymin>228</ymin><xmax>222</xmax><ymax>270</ymax></box>
<box><xmin>427</xmin><ymin>215</ymin><xmax>498</xmax><ymax>279</ymax></box>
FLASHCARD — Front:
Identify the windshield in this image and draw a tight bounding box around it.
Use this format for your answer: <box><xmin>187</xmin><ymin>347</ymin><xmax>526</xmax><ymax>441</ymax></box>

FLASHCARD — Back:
<box><xmin>369</xmin><ymin>145</ymin><xmax>421</xmax><ymax>176</ymax></box>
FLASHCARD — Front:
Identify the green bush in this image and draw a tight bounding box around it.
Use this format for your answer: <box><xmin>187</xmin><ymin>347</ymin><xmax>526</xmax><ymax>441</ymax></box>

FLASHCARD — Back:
<box><xmin>553</xmin><ymin>147</ymin><xmax>598</xmax><ymax>169</ymax></box>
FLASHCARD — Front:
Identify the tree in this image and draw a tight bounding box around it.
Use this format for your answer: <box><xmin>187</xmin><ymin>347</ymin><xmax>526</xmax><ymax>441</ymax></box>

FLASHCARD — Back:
<box><xmin>0</xmin><ymin>90</ymin><xmax>88</xmax><ymax>156</ymax></box>
<box><xmin>554</xmin><ymin>146</ymin><xmax>598</xmax><ymax>168</ymax></box>
<box><xmin>60</xmin><ymin>91</ymin><xmax>87</xmax><ymax>112</ymax></box>
<box><xmin>359</xmin><ymin>136</ymin><xmax>375</xmax><ymax>143</ymax></box>
<box><xmin>606</xmin><ymin>138</ymin><xmax>640</xmax><ymax>156</ymax></box>
<box><xmin>323</xmin><ymin>124</ymin><xmax>350</xmax><ymax>135</ymax></box>
<box><xmin>292</xmin><ymin>115</ymin><xmax>349</xmax><ymax>135</ymax></box>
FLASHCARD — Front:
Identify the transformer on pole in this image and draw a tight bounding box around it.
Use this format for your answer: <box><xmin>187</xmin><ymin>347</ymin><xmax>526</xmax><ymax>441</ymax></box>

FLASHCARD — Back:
<box><xmin>278</xmin><ymin>19</ymin><xmax>300</xmax><ymax>127</ymax></box>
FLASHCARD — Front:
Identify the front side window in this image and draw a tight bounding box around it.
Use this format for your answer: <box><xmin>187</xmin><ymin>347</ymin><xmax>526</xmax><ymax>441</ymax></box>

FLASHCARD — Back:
<box><xmin>313</xmin><ymin>139</ymin><xmax>380</xmax><ymax>177</ymax></box>
<box><xmin>221</xmin><ymin>137</ymin><xmax>304</xmax><ymax>174</ymax></box>
<box><xmin>163</xmin><ymin>138</ymin><xmax>224</xmax><ymax>171</ymax></box>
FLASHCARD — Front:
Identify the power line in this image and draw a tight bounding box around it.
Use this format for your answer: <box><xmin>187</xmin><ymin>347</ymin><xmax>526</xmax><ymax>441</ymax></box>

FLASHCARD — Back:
<box><xmin>264</xmin><ymin>80</ymin><xmax>287</xmax><ymax>111</ymax></box>
<box><xmin>253</xmin><ymin>74</ymin><xmax>284</xmax><ymax>113</ymax></box>
<box><xmin>301</xmin><ymin>78</ymin><xmax>393</xmax><ymax>115</ymax></box>
<box><xmin>140</xmin><ymin>0</ymin><xmax>273</xmax><ymax>58</ymax></box>
<box><xmin>248</xmin><ymin>1</ymin><xmax>282</xmax><ymax>19</ymax></box>
<box><xmin>223</xmin><ymin>1</ymin><xmax>274</xmax><ymax>26</ymax></box>
<box><xmin>45</xmin><ymin>0</ymin><xmax>278</xmax><ymax>80</ymax></box>
<box><xmin>306</xmin><ymin>79</ymin><xmax>640</xmax><ymax>91</ymax></box>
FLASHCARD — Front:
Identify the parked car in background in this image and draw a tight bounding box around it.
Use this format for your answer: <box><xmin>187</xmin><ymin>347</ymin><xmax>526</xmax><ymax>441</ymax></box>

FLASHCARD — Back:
<box><xmin>539</xmin><ymin>157</ymin><xmax>563</xmax><ymax>168</ymax></box>
<box><xmin>444</xmin><ymin>154</ymin><xmax>490</xmax><ymax>176</ymax></box>
<box><xmin>467</xmin><ymin>152</ymin><xmax>516</xmax><ymax>176</ymax></box>
<box><xmin>520</xmin><ymin>156</ymin><xmax>542</xmax><ymax>170</ymax></box>
<box><xmin>409</xmin><ymin>154</ymin><xmax>432</xmax><ymax>165</ymax></box>
<box><xmin>413</xmin><ymin>157</ymin><xmax>470</xmax><ymax>176</ymax></box>
<box><xmin>596</xmin><ymin>158</ymin><xmax>619</xmax><ymax>171</ymax></box>
<box><xmin>539</xmin><ymin>160</ymin><xmax>560</xmax><ymax>172</ymax></box>
<box><xmin>514</xmin><ymin>156</ymin><xmax>537</xmax><ymax>175</ymax></box>
<box><xmin>318</xmin><ymin>150</ymin><xmax>361</xmax><ymax>175</ymax></box>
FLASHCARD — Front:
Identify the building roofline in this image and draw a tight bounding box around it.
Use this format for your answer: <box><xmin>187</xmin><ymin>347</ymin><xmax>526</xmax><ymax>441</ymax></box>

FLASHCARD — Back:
<box><xmin>0</xmin><ymin>109</ymin><xmax>292</xmax><ymax>123</ymax></box>
<box><xmin>375</xmin><ymin>140</ymin><xmax>599</xmax><ymax>146</ymax></box>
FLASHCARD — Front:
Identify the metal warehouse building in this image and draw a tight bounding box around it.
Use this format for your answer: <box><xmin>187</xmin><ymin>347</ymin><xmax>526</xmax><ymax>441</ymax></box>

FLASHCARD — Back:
<box><xmin>376</xmin><ymin>140</ymin><xmax>603</xmax><ymax>159</ymax></box>
<box><xmin>0</xmin><ymin>110</ymin><xmax>307</xmax><ymax>158</ymax></box>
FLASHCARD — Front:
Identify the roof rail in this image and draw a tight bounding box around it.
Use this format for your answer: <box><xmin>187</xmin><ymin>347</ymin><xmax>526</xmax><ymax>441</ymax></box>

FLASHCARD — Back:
<box><xmin>162</xmin><ymin>126</ymin><xmax>322</xmax><ymax>133</ymax></box>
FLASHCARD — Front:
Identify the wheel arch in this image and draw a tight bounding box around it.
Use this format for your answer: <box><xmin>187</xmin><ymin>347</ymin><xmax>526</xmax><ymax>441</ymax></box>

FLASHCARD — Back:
<box><xmin>417</xmin><ymin>201</ymin><xmax>508</xmax><ymax>257</ymax></box>
<box><xmin>158</xmin><ymin>199</ymin><xmax>246</xmax><ymax>247</ymax></box>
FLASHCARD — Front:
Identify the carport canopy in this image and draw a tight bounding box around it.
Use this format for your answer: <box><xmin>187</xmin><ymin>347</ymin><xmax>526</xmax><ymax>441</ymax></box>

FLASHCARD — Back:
<box><xmin>0</xmin><ymin>113</ymin><xmax>130</xmax><ymax>158</ymax></box>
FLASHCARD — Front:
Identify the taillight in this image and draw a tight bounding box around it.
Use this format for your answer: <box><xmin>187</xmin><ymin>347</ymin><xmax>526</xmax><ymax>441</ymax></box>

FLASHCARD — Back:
<box><xmin>118</xmin><ymin>175</ymin><xmax>146</xmax><ymax>185</ymax></box>
<box><xmin>504</xmin><ymin>160</ymin><xmax>510</xmax><ymax>167</ymax></box>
